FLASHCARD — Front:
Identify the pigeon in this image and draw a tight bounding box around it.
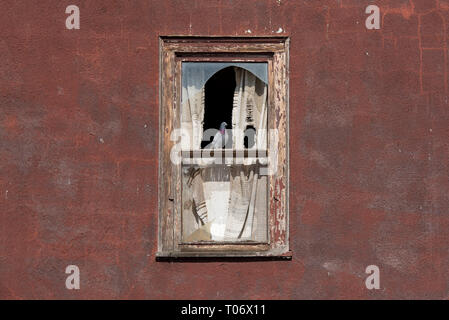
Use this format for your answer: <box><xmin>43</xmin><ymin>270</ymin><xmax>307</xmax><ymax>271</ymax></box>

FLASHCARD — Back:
<box><xmin>206</xmin><ymin>122</ymin><xmax>229</xmax><ymax>149</ymax></box>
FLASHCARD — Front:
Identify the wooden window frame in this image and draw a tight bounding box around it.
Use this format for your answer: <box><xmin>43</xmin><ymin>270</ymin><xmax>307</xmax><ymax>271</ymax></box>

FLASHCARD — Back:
<box><xmin>157</xmin><ymin>36</ymin><xmax>290</xmax><ymax>259</ymax></box>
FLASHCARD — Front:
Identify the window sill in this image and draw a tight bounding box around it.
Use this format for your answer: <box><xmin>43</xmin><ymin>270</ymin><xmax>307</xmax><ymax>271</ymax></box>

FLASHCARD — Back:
<box><xmin>155</xmin><ymin>250</ymin><xmax>292</xmax><ymax>262</ymax></box>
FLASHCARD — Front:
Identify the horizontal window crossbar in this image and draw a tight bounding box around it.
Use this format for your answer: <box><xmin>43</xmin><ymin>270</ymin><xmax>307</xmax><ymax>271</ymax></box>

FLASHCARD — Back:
<box><xmin>181</xmin><ymin>149</ymin><xmax>268</xmax><ymax>158</ymax></box>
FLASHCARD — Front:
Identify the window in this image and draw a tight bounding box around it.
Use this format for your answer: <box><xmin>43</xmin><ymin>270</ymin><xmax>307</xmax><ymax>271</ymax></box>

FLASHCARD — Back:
<box><xmin>158</xmin><ymin>37</ymin><xmax>290</xmax><ymax>258</ymax></box>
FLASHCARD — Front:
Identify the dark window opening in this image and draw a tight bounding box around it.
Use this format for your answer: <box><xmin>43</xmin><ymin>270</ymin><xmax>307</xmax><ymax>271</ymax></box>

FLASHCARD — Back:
<box><xmin>244</xmin><ymin>125</ymin><xmax>256</xmax><ymax>149</ymax></box>
<box><xmin>201</xmin><ymin>67</ymin><xmax>235</xmax><ymax>149</ymax></box>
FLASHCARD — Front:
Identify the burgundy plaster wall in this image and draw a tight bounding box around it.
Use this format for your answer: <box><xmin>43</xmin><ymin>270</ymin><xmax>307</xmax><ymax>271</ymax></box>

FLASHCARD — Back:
<box><xmin>1</xmin><ymin>0</ymin><xmax>448</xmax><ymax>299</ymax></box>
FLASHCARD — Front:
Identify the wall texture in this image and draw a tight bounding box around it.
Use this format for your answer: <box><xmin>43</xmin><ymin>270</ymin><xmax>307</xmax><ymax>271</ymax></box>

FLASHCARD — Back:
<box><xmin>1</xmin><ymin>0</ymin><xmax>448</xmax><ymax>299</ymax></box>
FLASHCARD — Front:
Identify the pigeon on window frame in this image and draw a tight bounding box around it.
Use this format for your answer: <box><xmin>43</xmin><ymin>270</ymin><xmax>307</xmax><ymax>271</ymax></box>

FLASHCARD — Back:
<box><xmin>206</xmin><ymin>122</ymin><xmax>229</xmax><ymax>149</ymax></box>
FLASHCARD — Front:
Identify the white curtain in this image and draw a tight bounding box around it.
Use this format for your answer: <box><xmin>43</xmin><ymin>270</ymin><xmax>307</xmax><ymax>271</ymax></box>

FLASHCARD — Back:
<box><xmin>224</xmin><ymin>68</ymin><xmax>268</xmax><ymax>241</ymax></box>
<box><xmin>182</xmin><ymin>66</ymin><xmax>268</xmax><ymax>242</ymax></box>
<box><xmin>181</xmin><ymin>73</ymin><xmax>208</xmax><ymax>239</ymax></box>
<box><xmin>181</xmin><ymin>78</ymin><xmax>205</xmax><ymax>150</ymax></box>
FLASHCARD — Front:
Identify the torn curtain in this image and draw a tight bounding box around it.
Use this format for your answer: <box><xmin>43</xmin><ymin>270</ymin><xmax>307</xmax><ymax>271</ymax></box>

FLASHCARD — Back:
<box><xmin>181</xmin><ymin>66</ymin><xmax>268</xmax><ymax>242</ymax></box>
